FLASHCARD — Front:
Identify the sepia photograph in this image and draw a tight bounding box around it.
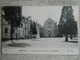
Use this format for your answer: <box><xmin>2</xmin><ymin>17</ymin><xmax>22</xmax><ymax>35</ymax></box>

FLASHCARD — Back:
<box><xmin>1</xmin><ymin>6</ymin><xmax>78</xmax><ymax>54</ymax></box>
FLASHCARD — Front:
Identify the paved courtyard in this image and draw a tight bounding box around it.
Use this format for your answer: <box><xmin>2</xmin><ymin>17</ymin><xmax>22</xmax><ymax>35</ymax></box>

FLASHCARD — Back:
<box><xmin>2</xmin><ymin>37</ymin><xmax>78</xmax><ymax>49</ymax></box>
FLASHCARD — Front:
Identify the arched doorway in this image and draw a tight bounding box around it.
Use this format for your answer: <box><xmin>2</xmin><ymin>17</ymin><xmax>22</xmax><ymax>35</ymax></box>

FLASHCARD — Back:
<box><xmin>48</xmin><ymin>31</ymin><xmax>51</xmax><ymax>37</ymax></box>
<box><xmin>49</xmin><ymin>33</ymin><xmax>51</xmax><ymax>37</ymax></box>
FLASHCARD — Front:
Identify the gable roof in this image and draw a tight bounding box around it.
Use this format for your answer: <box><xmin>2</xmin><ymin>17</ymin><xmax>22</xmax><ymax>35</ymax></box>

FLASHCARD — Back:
<box><xmin>44</xmin><ymin>18</ymin><xmax>54</xmax><ymax>24</ymax></box>
<box><xmin>2</xmin><ymin>18</ymin><xmax>9</xmax><ymax>24</ymax></box>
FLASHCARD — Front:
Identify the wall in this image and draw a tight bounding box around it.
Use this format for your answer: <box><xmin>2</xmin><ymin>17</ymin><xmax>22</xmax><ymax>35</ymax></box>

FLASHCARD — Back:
<box><xmin>2</xmin><ymin>18</ymin><xmax>11</xmax><ymax>39</ymax></box>
<box><xmin>43</xmin><ymin>18</ymin><xmax>57</xmax><ymax>37</ymax></box>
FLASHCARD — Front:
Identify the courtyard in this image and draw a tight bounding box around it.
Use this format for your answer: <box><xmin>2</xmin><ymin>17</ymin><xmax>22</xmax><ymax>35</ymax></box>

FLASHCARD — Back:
<box><xmin>2</xmin><ymin>37</ymin><xmax>78</xmax><ymax>54</ymax></box>
<box><xmin>2</xmin><ymin>37</ymin><xmax>78</xmax><ymax>49</ymax></box>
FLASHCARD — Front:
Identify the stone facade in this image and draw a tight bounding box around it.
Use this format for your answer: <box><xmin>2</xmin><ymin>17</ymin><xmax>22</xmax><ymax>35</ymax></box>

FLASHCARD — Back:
<box><xmin>41</xmin><ymin>18</ymin><xmax>58</xmax><ymax>37</ymax></box>
<box><xmin>2</xmin><ymin>16</ymin><xmax>31</xmax><ymax>40</ymax></box>
<box><xmin>2</xmin><ymin>17</ymin><xmax>58</xmax><ymax>40</ymax></box>
<box><xmin>17</xmin><ymin>16</ymin><xmax>31</xmax><ymax>39</ymax></box>
<box><xmin>2</xmin><ymin>18</ymin><xmax>11</xmax><ymax>39</ymax></box>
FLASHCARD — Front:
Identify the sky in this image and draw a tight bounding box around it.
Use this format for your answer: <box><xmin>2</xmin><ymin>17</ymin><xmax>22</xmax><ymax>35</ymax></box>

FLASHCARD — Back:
<box><xmin>22</xmin><ymin>6</ymin><xmax>78</xmax><ymax>26</ymax></box>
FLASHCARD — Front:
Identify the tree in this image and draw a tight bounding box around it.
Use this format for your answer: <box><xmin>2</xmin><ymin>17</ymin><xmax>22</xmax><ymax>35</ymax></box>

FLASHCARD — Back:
<box><xmin>68</xmin><ymin>15</ymin><xmax>77</xmax><ymax>39</ymax></box>
<box><xmin>2</xmin><ymin>6</ymin><xmax>22</xmax><ymax>43</ymax></box>
<box><xmin>58</xmin><ymin>6</ymin><xmax>77</xmax><ymax>41</ymax></box>
<box><xmin>29</xmin><ymin>20</ymin><xmax>37</xmax><ymax>38</ymax></box>
<box><xmin>29</xmin><ymin>20</ymin><xmax>33</xmax><ymax>38</ymax></box>
<box><xmin>32</xmin><ymin>21</ymin><xmax>37</xmax><ymax>35</ymax></box>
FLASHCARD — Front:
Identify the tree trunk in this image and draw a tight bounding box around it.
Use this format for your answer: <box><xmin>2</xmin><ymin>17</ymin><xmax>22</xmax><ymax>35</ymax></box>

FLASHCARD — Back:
<box><xmin>16</xmin><ymin>28</ymin><xmax>18</xmax><ymax>39</ymax></box>
<box><xmin>70</xmin><ymin>34</ymin><xmax>73</xmax><ymax>39</ymax></box>
<box><xmin>10</xmin><ymin>23</ymin><xmax>14</xmax><ymax>43</ymax></box>
<box><xmin>31</xmin><ymin>33</ymin><xmax>32</xmax><ymax>39</ymax></box>
<box><xmin>65</xmin><ymin>34</ymin><xmax>68</xmax><ymax>41</ymax></box>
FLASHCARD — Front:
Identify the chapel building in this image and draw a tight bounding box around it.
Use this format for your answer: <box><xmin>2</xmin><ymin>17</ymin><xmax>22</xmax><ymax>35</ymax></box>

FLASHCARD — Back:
<box><xmin>42</xmin><ymin>18</ymin><xmax>58</xmax><ymax>37</ymax></box>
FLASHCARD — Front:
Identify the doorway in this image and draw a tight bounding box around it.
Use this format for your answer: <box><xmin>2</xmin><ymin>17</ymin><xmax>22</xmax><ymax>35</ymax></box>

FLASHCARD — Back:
<box><xmin>48</xmin><ymin>31</ymin><xmax>51</xmax><ymax>37</ymax></box>
<box><xmin>49</xmin><ymin>34</ymin><xmax>51</xmax><ymax>37</ymax></box>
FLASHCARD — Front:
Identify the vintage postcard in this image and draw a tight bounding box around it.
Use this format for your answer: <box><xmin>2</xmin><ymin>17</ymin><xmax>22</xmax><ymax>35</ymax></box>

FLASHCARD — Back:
<box><xmin>1</xmin><ymin>6</ymin><xmax>78</xmax><ymax>54</ymax></box>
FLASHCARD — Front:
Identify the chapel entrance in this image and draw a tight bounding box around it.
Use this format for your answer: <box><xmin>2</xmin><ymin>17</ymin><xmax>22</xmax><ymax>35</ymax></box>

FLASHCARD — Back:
<box><xmin>48</xmin><ymin>31</ymin><xmax>51</xmax><ymax>37</ymax></box>
<box><xmin>49</xmin><ymin>34</ymin><xmax>51</xmax><ymax>37</ymax></box>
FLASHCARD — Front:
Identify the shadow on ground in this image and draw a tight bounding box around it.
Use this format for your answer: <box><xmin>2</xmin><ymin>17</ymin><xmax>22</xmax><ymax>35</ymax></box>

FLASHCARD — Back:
<box><xmin>30</xmin><ymin>39</ymin><xmax>38</xmax><ymax>41</ymax></box>
<box><xmin>7</xmin><ymin>43</ymin><xmax>31</xmax><ymax>47</ymax></box>
<box><xmin>30</xmin><ymin>39</ymin><xmax>45</xmax><ymax>41</ymax></box>
<box><xmin>63</xmin><ymin>41</ymin><xmax>78</xmax><ymax>43</ymax></box>
<box><xmin>72</xmin><ymin>39</ymin><xmax>78</xmax><ymax>40</ymax></box>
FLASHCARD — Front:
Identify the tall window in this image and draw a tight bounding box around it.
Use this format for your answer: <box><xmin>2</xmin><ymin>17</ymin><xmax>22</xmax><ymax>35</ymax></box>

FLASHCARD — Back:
<box><xmin>23</xmin><ymin>30</ymin><xmax>24</xmax><ymax>35</ymax></box>
<box><xmin>48</xmin><ymin>22</ymin><xmax>51</xmax><ymax>28</ymax></box>
<box><xmin>21</xmin><ymin>24</ymin><xmax>23</xmax><ymax>27</ymax></box>
<box><xmin>5</xmin><ymin>28</ymin><xmax>8</xmax><ymax>33</ymax></box>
